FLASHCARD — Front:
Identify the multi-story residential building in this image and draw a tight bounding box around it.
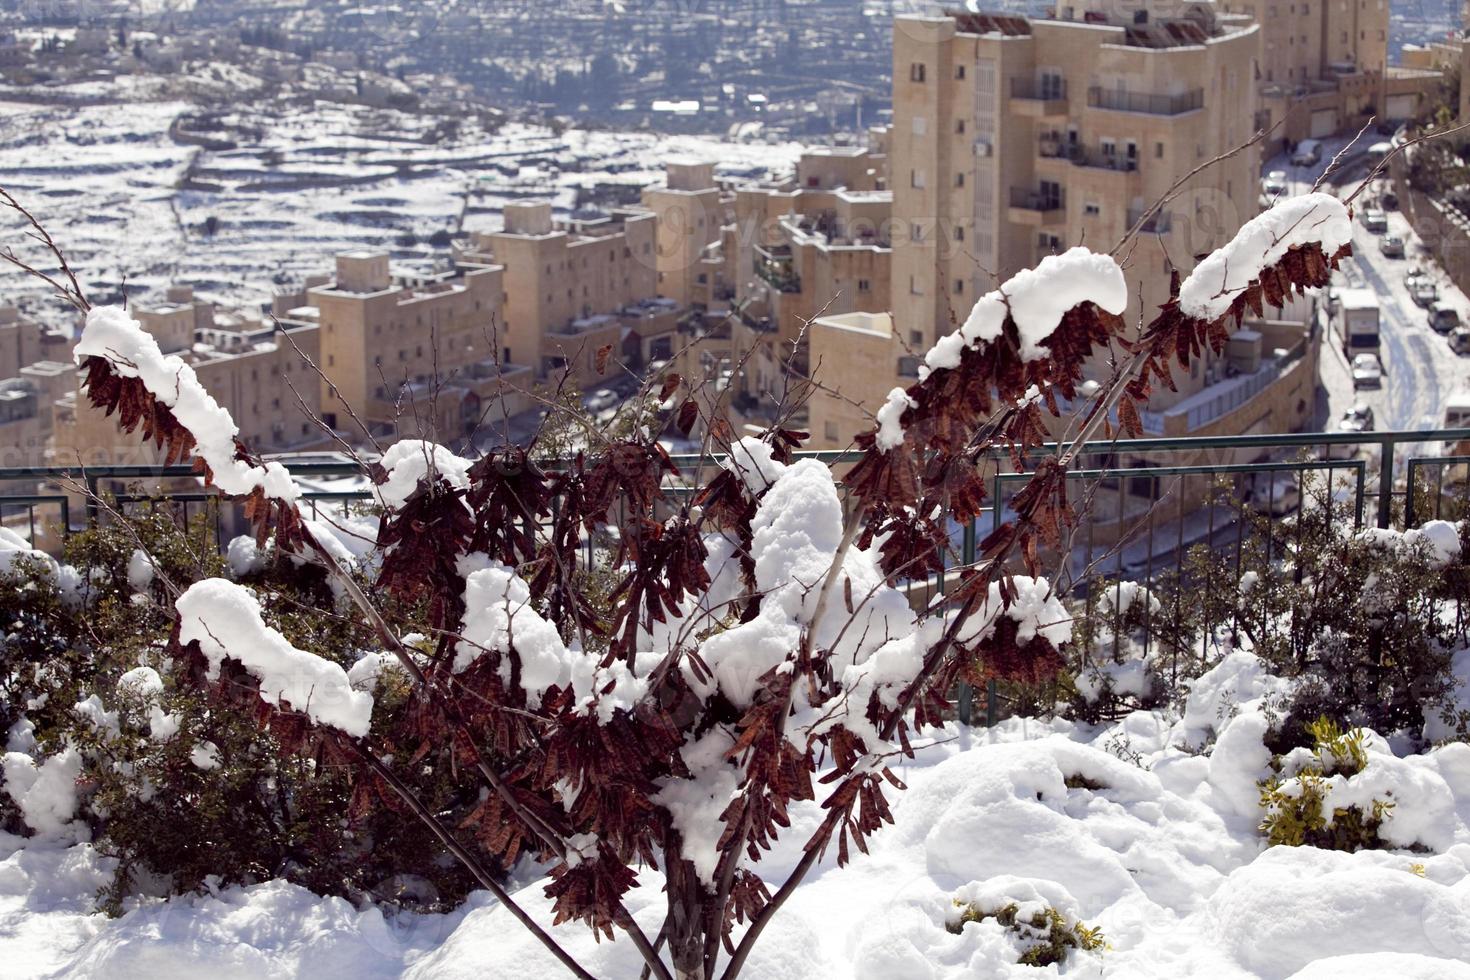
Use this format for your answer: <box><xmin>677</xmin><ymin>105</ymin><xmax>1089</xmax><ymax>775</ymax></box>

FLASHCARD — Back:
<box><xmin>892</xmin><ymin>2</ymin><xmax>1259</xmax><ymax>353</ymax></box>
<box><xmin>0</xmin><ymin>306</ymin><xmax>69</xmax><ymax>382</ymax></box>
<box><xmin>1400</xmin><ymin>32</ymin><xmax>1470</xmax><ymax>123</ymax></box>
<box><xmin>641</xmin><ymin>161</ymin><xmax>727</xmax><ymax>308</ymax></box>
<box><xmin>459</xmin><ymin>203</ymin><xmax>662</xmax><ymax>389</ymax></box>
<box><xmin>55</xmin><ymin>288</ymin><xmax>327</xmax><ymax>469</ymax></box>
<box><xmin>884</xmin><ymin>3</ymin><xmax>1286</xmax><ymax>441</ymax></box>
<box><xmin>1217</xmin><ymin>0</ymin><xmax>1439</xmax><ymax>142</ymax></box>
<box><xmin>0</xmin><ymin>378</ymin><xmax>49</xmax><ymax>470</ymax></box>
<box><xmin>295</xmin><ymin>251</ymin><xmax>532</xmax><ymax>444</ymax></box>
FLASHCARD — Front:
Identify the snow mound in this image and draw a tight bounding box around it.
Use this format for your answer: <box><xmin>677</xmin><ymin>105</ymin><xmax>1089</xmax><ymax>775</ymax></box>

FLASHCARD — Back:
<box><xmin>1209</xmin><ymin>847</ymin><xmax>1470</xmax><ymax>978</ymax></box>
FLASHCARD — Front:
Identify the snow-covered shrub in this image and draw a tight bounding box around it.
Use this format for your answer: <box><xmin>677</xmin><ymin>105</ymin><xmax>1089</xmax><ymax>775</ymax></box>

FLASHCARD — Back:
<box><xmin>0</xmin><ymin>514</ymin><xmax>479</xmax><ymax>913</ymax></box>
<box><xmin>1259</xmin><ymin>717</ymin><xmax>1410</xmax><ymax>852</ymax></box>
<box><xmin>1068</xmin><ymin>580</ymin><xmax>1166</xmax><ymax>722</ymax></box>
<box><xmin>1085</xmin><ymin>474</ymin><xmax>1470</xmax><ymax>751</ymax></box>
<box><xmin>946</xmin><ymin>878</ymin><xmax>1106</xmax><ymax>967</ymax></box>
<box><xmin>2</xmin><ymin>181</ymin><xmax>1352</xmax><ymax>978</ymax></box>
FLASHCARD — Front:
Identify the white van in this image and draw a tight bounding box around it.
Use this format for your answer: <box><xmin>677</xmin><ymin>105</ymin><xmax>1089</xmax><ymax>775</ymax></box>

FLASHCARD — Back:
<box><xmin>1291</xmin><ymin>139</ymin><xmax>1323</xmax><ymax>167</ymax></box>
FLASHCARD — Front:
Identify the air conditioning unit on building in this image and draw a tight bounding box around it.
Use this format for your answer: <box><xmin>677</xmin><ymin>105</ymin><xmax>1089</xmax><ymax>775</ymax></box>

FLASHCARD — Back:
<box><xmin>974</xmin><ymin>139</ymin><xmax>992</xmax><ymax>157</ymax></box>
<box><xmin>1226</xmin><ymin>329</ymin><xmax>1263</xmax><ymax>375</ymax></box>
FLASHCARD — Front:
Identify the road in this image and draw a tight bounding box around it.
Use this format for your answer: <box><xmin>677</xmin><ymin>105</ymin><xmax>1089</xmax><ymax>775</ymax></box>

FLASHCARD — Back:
<box><xmin>1266</xmin><ymin>139</ymin><xmax>1470</xmax><ymax>462</ymax></box>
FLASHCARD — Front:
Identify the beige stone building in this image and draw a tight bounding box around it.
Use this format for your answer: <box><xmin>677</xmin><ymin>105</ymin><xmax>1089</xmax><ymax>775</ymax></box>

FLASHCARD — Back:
<box><xmin>55</xmin><ymin>288</ymin><xmax>327</xmax><ymax>469</ymax></box>
<box><xmin>0</xmin><ymin>306</ymin><xmax>69</xmax><ymax>382</ymax></box>
<box><xmin>892</xmin><ymin>3</ymin><xmax>1259</xmax><ymax>350</ymax></box>
<box><xmin>458</xmin><ymin>204</ymin><xmax>662</xmax><ymax>390</ymax></box>
<box><xmin>794</xmin><ymin>3</ymin><xmax>1341</xmax><ymax>457</ymax></box>
<box><xmin>641</xmin><ymin>161</ymin><xmax>727</xmax><ymax>308</ymax></box>
<box><xmin>1400</xmin><ymin>32</ymin><xmax>1470</xmax><ymax>124</ymax></box>
<box><xmin>1214</xmin><ymin>0</ymin><xmax>1440</xmax><ymax>142</ymax></box>
<box><xmin>295</xmin><ymin>251</ymin><xmax>532</xmax><ymax>444</ymax></box>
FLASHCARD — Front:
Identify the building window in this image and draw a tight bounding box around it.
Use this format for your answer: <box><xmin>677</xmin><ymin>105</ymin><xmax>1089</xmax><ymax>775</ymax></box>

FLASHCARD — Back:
<box><xmin>909</xmin><ymin>275</ymin><xmax>922</xmax><ymax>295</ymax></box>
<box><xmin>1155</xmin><ymin>141</ymin><xmax>1164</xmax><ymax>159</ymax></box>
<box><xmin>910</xmin><ymin>330</ymin><xmax>923</xmax><ymax>345</ymax></box>
<box><xmin>955</xmin><ymin>172</ymin><xmax>965</xmax><ymax>187</ymax></box>
<box><xmin>858</xmin><ymin>278</ymin><xmax>871</xmax><ymax>293</ymax></box>
<box><xmin>912</xmin><ymin>115</ymin><xmax>926</xmax><ymax>135</ymax></box>
<box><xmin>824</xmin><ymin>421</ymin><xmax>839</xmax><ymax>442</ymax></box>
<box><xmin>910</xmin><ymin>63</ymin><xmax>926</xmax><ymax>83</ymax></box>
<box><xmin>910</xmin><ymin>169</ymin><xmax>926</xmax><ymax>189</ymax></box>
<box><xmin>910</xmin><ymin>223</ymin><xmax>925</xmax><ymax>242</ymax></box>
<box><xmin>898</xmin><ymin>356</ymin><xmax>920</xmax><ymax>377</ymax></box>
<box><xmin>955</xmin><ymin>226</ymin><xmax>964</xmax><ymax>241</ymax></box>
<box><xmin>1084</xmin><ymin>202</ymin><xmax>1100</xmax><ymax>216</ymax></box>
<box><xmin>956</xmin><ymin>119</ymin><xmax>966</xmax><ymax>134</ymax></box>
<box><xmin>955</xmin><ymin>65</ymin><xmax>966</xmax><ymax>80</ymax></box>
<box><xmin>954</xmin><ymin>279</ymin><xmax>964</xmax><ymax>294</ymax></box>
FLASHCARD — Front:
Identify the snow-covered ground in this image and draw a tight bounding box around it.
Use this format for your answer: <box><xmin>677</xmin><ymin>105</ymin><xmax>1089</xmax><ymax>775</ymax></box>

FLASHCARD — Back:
<box><xmin>6</xmin><ymin>651</ymin><xmax>1470</xmax><ymax>979</ymax></box>
<box><xmin>0</xmin><ymin>89</ymin><xmax>802</xmax><ymax>322</ymax></box>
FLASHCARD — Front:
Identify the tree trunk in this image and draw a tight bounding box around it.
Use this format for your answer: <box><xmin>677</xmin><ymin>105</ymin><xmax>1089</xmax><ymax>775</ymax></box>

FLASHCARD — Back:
<box><xmin>663</xmin><ymin>852</ymin><xmax>709</xmax><ymax>980</ymax></box>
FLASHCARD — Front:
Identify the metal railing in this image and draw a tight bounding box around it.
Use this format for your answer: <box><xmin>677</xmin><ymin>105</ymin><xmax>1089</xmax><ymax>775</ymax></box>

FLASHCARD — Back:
<box><xmin>1008</xmin><ymin>187</ymin><xmax>1065</xmax><ymax>212</ymax></box>
<box><xmin>1011</xmin><ymin>77</ymin><xmax>1067</xmax><ymax>101</ymax></box>
<box><xmin>5</xmin><ymin>430</ymin><xmax>1470</xmax><ymax>726</ymax></box>
<box><xmin>1087</xmin><ymin>86</ymin><xmax>1203</xmax><ymax>115</ymax></box>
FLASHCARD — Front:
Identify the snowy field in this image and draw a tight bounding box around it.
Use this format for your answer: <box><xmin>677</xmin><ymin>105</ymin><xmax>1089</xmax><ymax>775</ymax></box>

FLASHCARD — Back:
<box><xmin>5</xmin><ymin>649</ymin><xmax>1470</xmax><ymax>980</ymax></box>
<box><xmin>0</xmin><ymin>89</ymin><xmax>802</xmax><ymax>322</ymax></box>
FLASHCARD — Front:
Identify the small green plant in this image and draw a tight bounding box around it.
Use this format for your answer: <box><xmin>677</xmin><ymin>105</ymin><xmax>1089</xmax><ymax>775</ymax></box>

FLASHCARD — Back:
<box><xmin>1258</xmin><ymin>716</ymin><xmax>1395</xmax><ymax>851</ymax></box>
<box><xmin>948</xmin><ymin>900</ymin><xmax>1107</xmax><ymax>967</ymax></box>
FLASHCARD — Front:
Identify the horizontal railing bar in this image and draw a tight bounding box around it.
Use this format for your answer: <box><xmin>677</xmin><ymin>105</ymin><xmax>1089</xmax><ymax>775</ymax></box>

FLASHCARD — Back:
<box><xmin>0</xmin><ymin>429</ymin><xmax>1463</xmax><ymax>485</ymax></box>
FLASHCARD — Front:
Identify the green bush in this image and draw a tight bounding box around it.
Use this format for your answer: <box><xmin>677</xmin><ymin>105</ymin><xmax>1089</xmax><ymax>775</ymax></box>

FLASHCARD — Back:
<box><xmin>948</xmin><ymin>899</ymin><xmax>1106</xmax><ymax>967</ymax></box>
<box><xmin>1</xmin><ymin>512</ymin><xmax>478</xmax><ymax>913</ymax></box>
<box><xmin>1258</xmin><ymin>716</ymin><xmax>1395</xmax><ymax>852</ymax></box>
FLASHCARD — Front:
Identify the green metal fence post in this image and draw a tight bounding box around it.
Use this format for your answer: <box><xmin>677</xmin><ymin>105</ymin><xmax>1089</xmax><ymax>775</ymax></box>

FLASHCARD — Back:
<box><xmin>956</xmin><ymin>516</ymin><xmax>977</xmax><ymax>727</ymax></box>
<box><xmin>1377</xmin><ymin>436</ymin><xmax>1395</xmax><ymax>529</ymax></box>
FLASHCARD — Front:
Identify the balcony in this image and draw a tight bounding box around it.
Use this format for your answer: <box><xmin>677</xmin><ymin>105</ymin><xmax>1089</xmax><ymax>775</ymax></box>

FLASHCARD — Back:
<box><xmin>1087</xmin><ymin>86</ymin><xmax>1203</xmax><ymax>116</ymax></box>
<box><xmin>1007</xmin><ymin>187</ymin><xmax>1065</xmax><ymax>226</ymax></box>
<box><xmin>1037</xmin><ymin>136</ymin><xmax>1140</xmax><ymax>174</ymax></box>
<box><xmin>1126</xmin><ymin>207</ymin><xmax>1172</xmax><ymax>234</ymax></box>
<box><xmin>1009</xmin><ymin>77</ymin><xmax>1068</xmax><ymax>117</ymax></box>
<box><xmin>754</xmin><ymin>244</ymin><xmax>801</xmax><ymax>294</ymax></box>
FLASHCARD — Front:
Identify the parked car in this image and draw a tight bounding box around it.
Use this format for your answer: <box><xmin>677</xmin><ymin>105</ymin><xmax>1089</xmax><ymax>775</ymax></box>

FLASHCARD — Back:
<box><xmin>1338</xmin><ymin>403</ymin><xmax>1375</xmax><ymax>433</ymax></box>
<box><xmin>583</xmin><ymin>388</ymin><xmax>619</xmax><ymax>412</ymax></box>
<box><xmin>1452</xmin><ymin>327</ymin><xmax>1470</xmax><ymax>355</ymax></box>
<box><xmin>1381</xmin><ymin>189</ymin><xmax>1399</xmax><ymax>210</ymax></box>
<box><xmin>1360</xmin><ymin>208</ymin><xmax>1388</xmax><ymax>232</ymax></box>
<box><xmin>1411</xmin><ymin>277</ymin><xmax>1441</xmax><ymax>308</ymax></box>
<box><xmin>1429</xmin><ymin>301</ymin><xmax>1461</xmax><ymax>334</ymax></box>
<box><xmin>1247</xmin><ymin>475</ymin><xmax>1302</xmax><ymax>515</ymax></box>
<box><xmin>1261</xmin><ymin>170</ymin><xmax>1288</xmax><ymax>196</ymax></box>
<box><xmin>1351</xmin><ymin>352</ymin><xmax>1384</xmax><ymax>388</ymax></box>
<box><xmin>1325</xmin><ymin>404</ymin><xmax>1374</xmax><ymax>458</ymax></box>
<box><xmin>1379</xmin><ymin>234</ymin><xmax>1405</xmax><ymax>258</ymax></box>
<box><xmin>1291</xmin><ymin>139</ymin><xmax>1323</xmax><ymax>167</ymax></box>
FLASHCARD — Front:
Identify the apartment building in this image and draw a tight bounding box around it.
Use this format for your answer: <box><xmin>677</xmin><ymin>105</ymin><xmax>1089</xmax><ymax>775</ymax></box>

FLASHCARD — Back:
<box><xmin>0</xmin><ymin>379</ymin><xmax>49</xmax><ymax>470</ymax></box>
<box><xmin>298</xmin><ymin>251</ymin><xmax>531</xmax><ymax>444</ymax></box>
<box><xmin>641</xmin><ymin>161</ymin><xmax>727</xmax><ymax>308</ymax></box>
<box><xmin>893</xmin><ymin>3</ymin><xmax>1258</xmax><ymax>349</ymax></box>
<box><xmin>887</xmin><ymin>4</ymin><xmax>1270</xmax><ymax>430</ymax></box>
<box><xmin>459</xmin><ymin>203</ymin><xmax>661</xmax><ymax>389</ymax></box>
<box><xmin>1400</xmin><ymin>32</ymin><xmax>1470</xmax><ymax>124</ymax></box>
<box><xmin>56</xmin><ymin>288</ymin><xmax>327</xmax><ymax>468</ymax></box>
<box><xmin>0</xmin><ymin>306</ymin><xmax>69</xmax><ymax>382</ymax></box>
<box><xmin>1214</xmin><ymin>0</ymin><xmax>1437</xmax><ymax>142</ymax></box>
